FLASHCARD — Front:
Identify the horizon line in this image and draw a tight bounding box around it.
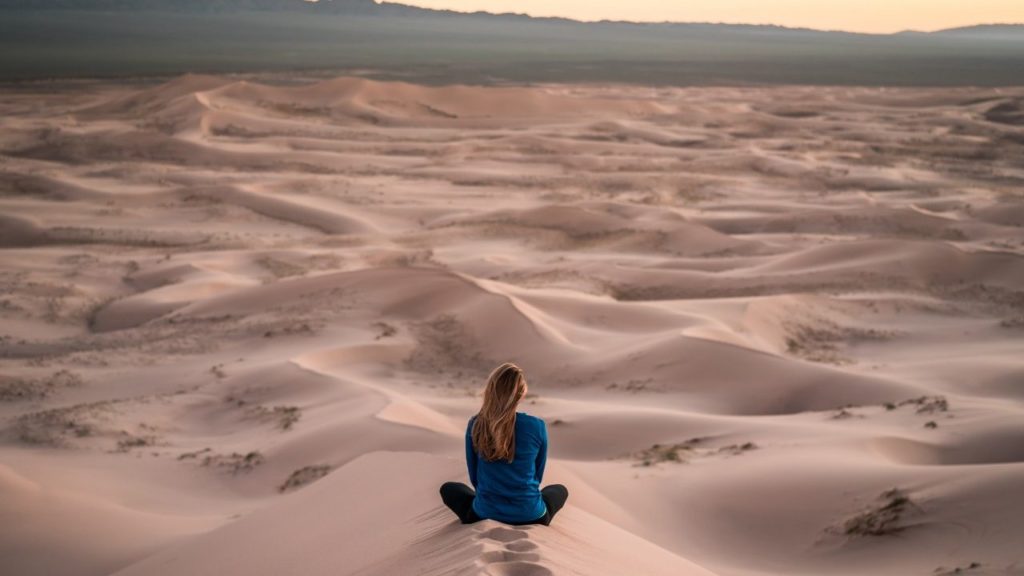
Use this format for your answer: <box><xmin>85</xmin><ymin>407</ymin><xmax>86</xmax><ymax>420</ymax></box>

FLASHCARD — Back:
<box><xmin>365</xmin><ymin>1</ymin><xmax>1024</xmax><ymax>36</ymax></box>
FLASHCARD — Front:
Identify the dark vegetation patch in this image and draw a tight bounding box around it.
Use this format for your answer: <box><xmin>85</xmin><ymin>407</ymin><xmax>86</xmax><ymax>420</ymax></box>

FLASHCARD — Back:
<box><xmin>255</xmin><ymin>255</ymin><xmax>307</xmax><ymax>279</ymax></box>
<box><xmin>784</xmin><ymin>320</ymin><xmax>894</xmax><ymax>365</ymax></box>
<box><xmin>373</xmin><ymin>321</ymin><xmax>397</xmax><ymax>340</ymax></box>
<box><xmin>115</xmin><ymin>431</ymin><xmax>157</xmax><ymax>452</ymax></box>
<box><xmin>199</xmin><ymin>451</ymin><xmax>265</xmax><ymax>474</ymax></box>
<box><xmin>605</xmin><ymin>378</ymin><xmax>661</xmax><ymax>393</ymax></box>
<box><xmin>839</xmin><ymin>488</ymin><xmax>920</xmax><ymax>537</ymax></box>
<box><xmin>1000</xmin><ymin>316</ymin><xmax>1024</xmax><ymax>329</ymax></box>
<box><xmin>11</xmin><ymin>400</ymin><xmax>113</xmax><ymax>446</ymax></box>
<box><xmin>768</xmin><ymin>109</ymin><xmax>822</xmax><ymax>119</ymax></box>
<box><xmin>269</xmin><ymin>405</ymin><xmax>301</xmax><ymax>430</ymax></box>
<box><xmin>403</xmin><ymin>314</ymin><xmax>493</xmax><ymax>380</ymax></box>
<box><xmin>178</xmin><ymin>447</ymin><xmax>213</xmax><ymax>460</ymax></box>
<box><xmin>934</xmin><ymin>561</ymin><xmax>983</xmax><ymax>575</ymax></box>
<box><xmin>279</xmin><ymin>464</ymin><xmax>333</xmax><ymax>492</ymax></box>
<box><xmin>0</xmin><ymin>369</ymin><xmax>83</xmax><ymax>401</ymax></box>
<box><xmin>210</xmin><ymin>363</ymin><xmax>228</xmax><ymax>379</ymax></box>
<box><xmin>884</xmin><ymin>395</ymin><xmax>949</xmax><ymax>414</ymax></box>
<box><xmin>717</xmin><ymin>442</ymin><xmax>759</xmax><ymax>456</ymax></box>
<box><xmin>631</xmin><ymin>437</ymin><xmax>757</xmax><ymax>467</ymax></box>
<box><xmin>634</xmin><ymin>438</ymin><xmax>705</xmax><ymax>466</ymax></box>
<box><xmin>226</xmin><ymin>394</ymin><xmax>302</xmax><ymax>430</ymax></box>
<box><xmin>830</xmin><ymin>407</ymin><xmax>864</xmax><ymax>420</ymax></box>
<box><xmin>261</xmin><ymin>321</ymin><xmax>315</xmax><ymax>338</ymax></box>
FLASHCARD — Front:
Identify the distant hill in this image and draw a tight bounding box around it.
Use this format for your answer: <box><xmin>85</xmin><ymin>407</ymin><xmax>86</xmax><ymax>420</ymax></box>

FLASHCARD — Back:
<box><xmin>933</xmin><ymin>24</ymin><xmax>1024</xmax><ymax>39</ymax></box>
<box><xmin>0</xmin><ymin>0</ymin><xmax>1020</xmax><ymax>33</ymax></box>
<box><xmin>1</xmin><ymin>0</ymin><xmax>1023</xmax><ymax>84</ymax></box>
<box><xmin>0</xmin><ymin>0</ymin><xmax>393</xmax><ymax>13</ymax></box>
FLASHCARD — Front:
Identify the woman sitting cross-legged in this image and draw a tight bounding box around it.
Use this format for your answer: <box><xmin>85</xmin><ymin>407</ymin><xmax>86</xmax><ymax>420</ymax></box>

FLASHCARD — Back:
<box><xmin>440</xmin><ymin>362</ymin><xmax>569</xmax><ymax>526</ymax></box>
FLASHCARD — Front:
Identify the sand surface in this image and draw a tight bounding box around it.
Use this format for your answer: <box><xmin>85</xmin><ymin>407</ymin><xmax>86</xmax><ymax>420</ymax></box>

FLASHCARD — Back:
<box><xmin>1</xmin><ymin>75</ymin><xmax>1023</xmax><ymax>576</ymax></box>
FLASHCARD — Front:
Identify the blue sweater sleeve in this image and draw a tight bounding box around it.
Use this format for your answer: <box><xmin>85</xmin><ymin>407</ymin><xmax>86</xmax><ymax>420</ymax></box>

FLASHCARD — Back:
<box><xmin>466</xmin><ymin>417</ymin><xmax>478</xmax><ymax>488</ymax></box>
<box><xmin>534</xmin><ymin>419</ymin><xmax>548</xmax><ymax>484</ymax></box>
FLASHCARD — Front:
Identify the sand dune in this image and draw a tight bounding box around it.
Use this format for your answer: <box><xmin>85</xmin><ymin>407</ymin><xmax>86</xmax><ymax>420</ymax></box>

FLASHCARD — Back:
<box><xmin>112</xmin><ymin>452</ymin><xmax>716</xmax><ymax>576</ymax></box>
<box><xmin>81</xmin><ymin>74</ymin><xmax>669</xmax><ymax>134</ymax></box>
<box><xmin>433</xmin><ymin>202</ymin><xmax>760</xmax><ymax>256</ymax></box>
<box><xmin>1</xmin><ymin>76</ymin><xmax>1023</xmax><ymax>576</ymax></box>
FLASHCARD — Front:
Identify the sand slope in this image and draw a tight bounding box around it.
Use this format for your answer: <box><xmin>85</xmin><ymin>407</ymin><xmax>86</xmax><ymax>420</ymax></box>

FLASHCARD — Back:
<box><xmin>113</xmin><ymin>452</ymin><xmax>716</xmax><ymax>576</ymax></box>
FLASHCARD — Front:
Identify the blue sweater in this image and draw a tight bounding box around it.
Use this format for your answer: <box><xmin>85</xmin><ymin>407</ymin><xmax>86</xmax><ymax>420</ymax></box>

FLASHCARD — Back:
<box><xmin>466</xmin><ymin>412</ymin><xmax>548</xmax><ymax>523</ymax></box>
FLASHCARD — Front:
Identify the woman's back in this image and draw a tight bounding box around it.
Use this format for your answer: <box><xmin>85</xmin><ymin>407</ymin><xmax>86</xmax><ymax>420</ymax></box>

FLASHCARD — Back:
<box><xmin>466</xmin><ymin>412</ymin><xmax>547</xmax><ymax>523</ymax></box>
<box><xmin>439</xmin><ymin>362</ymin><xmax>567</xmax><ymax>526</ymax></box>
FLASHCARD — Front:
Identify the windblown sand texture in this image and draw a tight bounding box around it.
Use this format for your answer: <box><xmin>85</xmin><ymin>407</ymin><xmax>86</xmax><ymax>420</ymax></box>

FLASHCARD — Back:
<box><xmin>1</xmin><ymin>75</ymin><xmax>1023</xmax><ymax>576</ymax></box>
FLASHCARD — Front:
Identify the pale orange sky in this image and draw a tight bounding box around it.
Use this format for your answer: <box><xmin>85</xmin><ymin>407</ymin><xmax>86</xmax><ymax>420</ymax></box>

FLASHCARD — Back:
<box><xmin>395</xmin><ymin>0</ymin><xmax>1024</xmax><ymax>34</ymax></box>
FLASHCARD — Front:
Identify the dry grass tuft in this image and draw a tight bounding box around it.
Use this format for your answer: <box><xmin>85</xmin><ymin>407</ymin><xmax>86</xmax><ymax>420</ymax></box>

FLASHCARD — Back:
<box><xmin>0</xmin><ymin>369</ymin><xmax>83</xmax><ymax>402</ymax></box>
<box><xmin>841</xmin><ymin>488</ymin><xmax>919</xmax><ymax>537</ymax></box>
<box><xmin>200</xmin><ymin>451</ymin><xmax>265</xmax><ymax>474</ymax></box>
<box><xmin>632</xmin><ymin>437</ymin><xmax>757</xmax><ymax>466</ymax></box>
<box><xmin>279</xmin><ymin>464</ymin><xmax>333</xmax><ymax>492</ymax></box>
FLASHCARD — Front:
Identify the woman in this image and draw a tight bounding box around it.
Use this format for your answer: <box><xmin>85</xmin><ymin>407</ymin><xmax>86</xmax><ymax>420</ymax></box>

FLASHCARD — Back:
<box><xmin>440</xmin><ymin>362</ymin><xmax>569</xmax><ymax>526</ymax></box>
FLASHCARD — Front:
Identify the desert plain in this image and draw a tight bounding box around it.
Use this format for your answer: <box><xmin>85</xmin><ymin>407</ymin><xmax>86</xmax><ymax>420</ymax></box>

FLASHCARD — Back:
<box><xmin>1</xmin><ymin>75</ymin><xmax>1023</xmax><ymax>576</ymax></box>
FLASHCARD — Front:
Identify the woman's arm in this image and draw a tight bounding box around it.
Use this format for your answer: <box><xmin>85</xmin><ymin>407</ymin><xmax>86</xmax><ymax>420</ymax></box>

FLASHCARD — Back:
<box><xmin>466</xmin><ymin>417</ymin><xmax>478</xmax><ymax>488</ymax></box>
<box><xmin>534</xmin><ymin>419</ymin><xmax>548</xmax><ymax>484</ymax></box>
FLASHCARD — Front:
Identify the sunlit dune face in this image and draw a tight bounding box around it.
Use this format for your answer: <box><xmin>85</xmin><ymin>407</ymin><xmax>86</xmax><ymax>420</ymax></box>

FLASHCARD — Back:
<box><xmin>398</xmin><ymin>0</ymin><xmax>1024</xmax><ymax>33</ymax></box>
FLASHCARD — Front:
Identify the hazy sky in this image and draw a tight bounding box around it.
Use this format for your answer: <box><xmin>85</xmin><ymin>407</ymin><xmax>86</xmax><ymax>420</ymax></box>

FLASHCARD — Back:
<box><xmin>397</xmin><ymin>0</ymin><xmax>1024</xmax><ymax>34</ymax></box>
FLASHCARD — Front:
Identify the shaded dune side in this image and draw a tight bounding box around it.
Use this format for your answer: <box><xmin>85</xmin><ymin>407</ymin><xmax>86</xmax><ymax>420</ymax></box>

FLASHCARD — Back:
<box><xmin>0</xmin><ymin>213</ymin><xmax>47</xmax><ymax>247</ymax></box>
<box><xmin>696</xmin><ymin>205</ymin><xmax>971</xmax><ymax>239</ymax></box>
<box><xmin>76</xmin><ymin>75</ymin><xmax>672</xmax><ymax>135</ymax></box>
<box><xmin>568</xmin><ymin>334</ymin><xmax>924</xmax><ymax>415</ymax></box>
<box><xmin>174</xmin><ymin>266</ymin><xmax>578</xmax><ymax>372</ymax></box>
<box><xmin>587</xmin><ymin>239</ymin><xmax>1024</xmax><ymax>302</ymax></box>
<box><xmin>6</xmin><ymin>129</ymin><xmax>377</xmax><ymax>173</ymax></box>
<box><xmin>175</xmin><ymin>267</ymin><xmax>926</xmax><ymax>416</ymax></box>
<box><xmin>871</xmin><ymin>424</ymin><xmax>1024</xmax><ymax>466</ymax></box>
<box><xmin>0</xmin><ymin>464</ymin><xmax>212</xmax><ymax>576</ymax></box>
<box><xmin>0</xmin><ymin>212</ymin><xmax>205</xmax><ymax>249</ymax></box>
<box><xmin>749</xmin><ymin>240</ymin><xmax>1024</xmax><ymax>287</ymax></box>
<box><xmin>169</xmin><ymin>361</ymin><xmax>459</xmax><ymax>478</ymax></box>
<box><xmin>431</xmin><ymin>202</ymin><xmax>762</xmax><ymax>256</ymax></box>
<box><xmin>90</xmin><ymin>261</ymin><xmax>260</xmax><ymax>333</ymax></box>
<box><xmin>0</xmin><ymin>172</ymin><xmax>113</xmax><ymax>202</ymax></box>
<box><xmin>171</xmin><ymin>185</ymin><xmax>375</xmax><ymax>235</ymax></box>
<box><xmin>201</xmin><ymin>77</ymin><xmax>670</xmax><ymax>125</ymax></box>
<box><xmin>77</xmin><ymin>74</ymin><xmax>234</xmax><ymax>118</ymax></box>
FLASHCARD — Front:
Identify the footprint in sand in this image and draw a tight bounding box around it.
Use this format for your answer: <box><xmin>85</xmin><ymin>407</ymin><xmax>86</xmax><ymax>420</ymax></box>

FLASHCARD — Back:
<box><xmin>474</xmin><ymin>526</ymin><xmax>552</xmax><ymax>576</ymax></box>
<box><xmin>479</xmin><ymin>550</ymin><xmax>542</xmax><ymax>563</ymax></box>
<box><xmin>504</xmin><ymin>540</ymin><xmax>539</xmax><ymax>552</ymax></box>
<box><xmin>477</xmin><ymin>526</ymin><xmax>530</xmax><ymax>543</ymax></box>
<box><xmin>483</xmin><ymin>564</ymin><xmax>553</xmax><ymax>576</ymax></box>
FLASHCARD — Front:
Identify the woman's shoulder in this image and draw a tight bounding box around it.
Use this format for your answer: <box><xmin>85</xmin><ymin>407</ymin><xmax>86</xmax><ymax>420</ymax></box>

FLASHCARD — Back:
<box><xmin>515</xmin><ymin>412</ymin><xmax>546</xmax><ymax>429</ymax></box>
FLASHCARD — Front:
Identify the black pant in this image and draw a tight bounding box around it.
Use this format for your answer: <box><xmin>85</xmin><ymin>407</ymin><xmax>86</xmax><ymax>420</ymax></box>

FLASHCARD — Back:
<box><xmin>440</xmin><ymin>482</ymin><xmax>569</xmax><ymax>526</ymax></box>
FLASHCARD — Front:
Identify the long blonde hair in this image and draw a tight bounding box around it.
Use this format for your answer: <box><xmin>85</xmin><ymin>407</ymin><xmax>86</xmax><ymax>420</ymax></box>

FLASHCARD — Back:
<box><xmin>472</xmin><ymin>362</ymin><xmax>528</xmax><ymax>463</ymax></box>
